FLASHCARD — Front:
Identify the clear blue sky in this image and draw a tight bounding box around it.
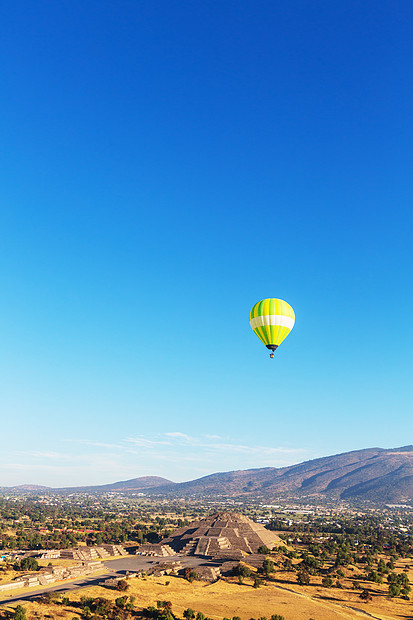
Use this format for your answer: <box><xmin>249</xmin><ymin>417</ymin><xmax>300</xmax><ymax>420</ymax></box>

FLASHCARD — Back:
<box><xmin>1</xmin><ymin>1</ymin><xmax>412</xmax><ymax>486</ymax></box>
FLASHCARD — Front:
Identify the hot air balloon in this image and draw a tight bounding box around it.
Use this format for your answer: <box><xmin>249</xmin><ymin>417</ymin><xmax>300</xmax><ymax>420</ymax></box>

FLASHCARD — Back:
<box><xmin>249</xmin><ymin>298</ymin><xmax>295</xmax><ymax>358</ymax></box>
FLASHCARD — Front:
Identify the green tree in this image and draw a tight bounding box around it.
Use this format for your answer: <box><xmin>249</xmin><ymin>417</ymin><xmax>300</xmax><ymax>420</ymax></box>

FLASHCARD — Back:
<box><xmin>263</xmin><ymin>558</ymin><xmax>275</xmax><ymax>578</ymax></box>
<box><xmin>235</xmin><ymin>564</ymin><xmax>252</xmax><ymax>578</ymax></box>
<box><xmin>20</xmin><ymin>557</ymin><xmax>39</xmax><ymax>571</ymax></box>
<box><xmin>184</xmin><ymin>567</ymin><xmax>197</xmax><ymax>582</ymax></box>
<box><xmin>322</xmin><ymin>576</ymin><xmax>333</xmax><ymax>588</ymax></box>
<box><xmin>115</xmin><ymin>596</ymin><xmax>127</xmax><ymax>609</ymax></box>
<box><xmin>283</xmin><ymin>559</ymin><xmax>293</xmax><ymax>571</ymax></box>
<box><xmin>183</xmin><ymin>610</ymin><xmax>195</xmax><ymax>619</ymax></box>
<box><xmin>388</xmin><ymin>583</ymin><xmax>401</xmax><ymax>597</ymax></box>
<box><xmin>258</xmin><ymin>545</ymin><xmax>270</xmax><ymax>554</ymax></box>
<box><xmin>253</xmin><ymin>577</ymin><xmax>262</xmax><ymax>588</ymax></box>
<box><xmin>14</xmin><ymin>606</ymin><xmax>27</xmax><ymax>620</ymax></box>
<box><xmin>297</xmin><ymin>568</ymin><xmax>310</xmax><ymax>585</ymax></box>
<box><xmin>367</xmin><ymin>570</ymin><xmax>382</xmax><ymax>583</ymax></box>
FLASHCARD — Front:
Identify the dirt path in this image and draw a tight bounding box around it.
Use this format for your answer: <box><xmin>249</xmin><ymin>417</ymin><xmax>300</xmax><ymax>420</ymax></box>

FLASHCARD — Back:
<box><xmin>272</xmin><ymin>584</ymin><xmax>388</xmax><ymax>620</ymax></box>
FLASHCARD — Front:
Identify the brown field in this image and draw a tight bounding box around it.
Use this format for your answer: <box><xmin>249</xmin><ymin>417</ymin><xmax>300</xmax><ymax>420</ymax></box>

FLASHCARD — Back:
<box><xmin>2</xmin><ymin>572</ymin><xmax>413</xmax><ymax>620</ymax></box>
<box><xmin>37</xmin><ymin>559</ymin><xmax>84</xmax><ymax>568</ymax></box>
<box><xmin>0</xmin><ymin>571</ymin><xmax>16</xmax><ymax>586</ymax></box>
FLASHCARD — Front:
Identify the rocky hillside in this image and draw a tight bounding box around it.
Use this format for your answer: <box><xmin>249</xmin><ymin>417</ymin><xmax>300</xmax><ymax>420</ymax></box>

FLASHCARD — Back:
<box><xmin>145</xmin><ymin>445</ymin><xmax>413</xmax><ymax>502</ymax></box>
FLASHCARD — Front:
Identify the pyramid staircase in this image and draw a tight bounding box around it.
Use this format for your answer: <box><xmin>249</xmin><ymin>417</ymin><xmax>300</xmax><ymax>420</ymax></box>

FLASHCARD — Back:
<box><xmin>59</xmin><ymin>545</ymin><xmax>126</xmax><ymax>561</ymax></box>
<box><xmin>181</xmin><ymin>539</ymin><xmax>197</xmax><ymax>555</ymax></box>
<box><xmin>159</xmin><ymin>511</ymin><xmax>282</xmax><ymax>560</ymax></box>
<box><xmin>102</xmin><ymin>544</ymin><xmax>126</xmax><ymax>556</ymax></box>
<box><xmin>194</xmin><ymin>537</ymin><xmax>210</xmax><ymax>556</ymax></box>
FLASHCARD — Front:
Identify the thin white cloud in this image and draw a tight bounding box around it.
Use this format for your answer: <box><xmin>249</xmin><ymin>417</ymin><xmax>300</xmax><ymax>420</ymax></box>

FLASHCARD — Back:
<box><xmin>164</xmin><ymin>432</ymin><xmax>193</xmax><ymax>441</ymax></box>
<box><xmin>125</xmin><ymin>436</ymin><xmax>171</xmax><ymax>447</ymax></box>
<box><xmin>1</xmin><ymin>430</ymin><xmax>312</xmax><ymax>486</ymax></box>
<box><xmin>65</xmin><ymin>439</ymin><xmax>124</xmax><ymax>449</ymax></box>
<box><xmin>61</xmin><ymin>433</ymin><xmax>306</xmax><ymax>460</ymax></box>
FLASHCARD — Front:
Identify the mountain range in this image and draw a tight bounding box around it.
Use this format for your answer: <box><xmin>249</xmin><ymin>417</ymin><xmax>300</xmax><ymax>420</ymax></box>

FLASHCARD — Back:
<box><xmin>3</xmin><ymin>446</ymin><xmax>413</xmax><ymax>503</ymax></box>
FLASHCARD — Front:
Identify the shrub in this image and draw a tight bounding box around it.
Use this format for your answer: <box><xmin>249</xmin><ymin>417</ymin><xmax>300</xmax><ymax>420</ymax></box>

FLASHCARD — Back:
<box><xmin>258</xmin><ymin>546</ymin><xmax>271</xmax><ymax>554</ymax></box>
<box><xmin>184</xmin><ymin>567</ymin><xmax>197</xmax><ymax>582</ymax></box>
<box><xmin>296</xmin><ymin>568</ymin><xmax>310</xmax><ymax>585</ymax></box>
<box><xmin>234</xmin><ymin>563</ymin><xmax>252</xmax><ymax>578</ymax></box>
<box><xmin>80</xmin><ymin>597</ymin><xmax>94</xmax><ymax>609</ymax></box>
<box><xmin>116</xmin><ymin>579</ymin><xmax>129</xmax><ymax>591</ymax></box>
<box><xmin>115</xmin><ymin>597</ymin><xmax>127</xmax><ymax>609</ymax></box>
<box><xmin>14</xmin><ymin>606</ymin><xmax>27</xmax><ymax>620</ymax></box>
<box><xmin>263</xmin><ymin>558</ymin><xmax>275</xmax><ymax>577</ymax></box>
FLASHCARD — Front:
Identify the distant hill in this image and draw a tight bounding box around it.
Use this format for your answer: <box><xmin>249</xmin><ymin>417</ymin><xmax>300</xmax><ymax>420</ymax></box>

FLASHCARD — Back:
<box><xmin>142</xmin><ymin>445</ymin><xmax>413</xmax><ymax>503</ymax></box>
<box><xmin>59</xmin><ymin>476</ymin><xmax>174</xmax><ymax>493</ymax></box>
<box><xmin>9</xmin><ymin>484</ymin><xmax>51</xmax><ymax>491</ymax></box>
<box><xmin>0</xmin><ymin>476</ymin><xmax>173</xmax><ymax>494</ymax></box>
<box><xmin>3</xmin><ymin>447</ymin><xmax>413</xmax><ymax>503</ymax></box>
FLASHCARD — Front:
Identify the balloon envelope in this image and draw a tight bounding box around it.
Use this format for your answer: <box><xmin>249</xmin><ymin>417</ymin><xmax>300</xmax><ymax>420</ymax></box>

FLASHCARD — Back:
<box><xmin>249</xmin><ymin>298</ymin><xmax>295</xmax><ymax>350</ymax></box>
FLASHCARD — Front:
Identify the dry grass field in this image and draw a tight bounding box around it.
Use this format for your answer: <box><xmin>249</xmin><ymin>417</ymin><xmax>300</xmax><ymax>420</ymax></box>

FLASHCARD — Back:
<box><xmin>0</xmin><ymin>571</ymin><xmax>16</xmax><ymax>586</ymax></box>
<box><xmin>2</xmin><ymin>572</ymin><xmax>412</xmax><ymax>620</ymax></box>
<box><xmin>37</xmin><ymin>559</ymin><xmax>84</xmax><ymax>568</ymax></box>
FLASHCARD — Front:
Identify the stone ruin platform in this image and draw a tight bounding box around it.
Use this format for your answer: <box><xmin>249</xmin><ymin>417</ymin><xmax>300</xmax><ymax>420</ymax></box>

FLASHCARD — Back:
<box><xmin>160</xmin><ymin>511</ymin><xmax>282</xmax><ymax>558</ymax></box>
<box><xmin>137</xmin><ymin>511</ymin><xmax>282</xmax><ymax>579</ymax></box>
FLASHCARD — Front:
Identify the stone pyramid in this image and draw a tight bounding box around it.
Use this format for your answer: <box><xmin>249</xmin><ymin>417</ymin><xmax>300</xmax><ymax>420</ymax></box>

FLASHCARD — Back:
<box><xmin>161</xmin><ymin>512</ymin><xmax>282</xmax><ymax>557</ymax></box>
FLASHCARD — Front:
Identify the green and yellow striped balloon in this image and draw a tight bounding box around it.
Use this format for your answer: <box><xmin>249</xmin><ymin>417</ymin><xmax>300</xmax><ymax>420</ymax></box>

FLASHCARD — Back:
<box><xmin>250</xmin><ymin>298</ymin><xmax>295</xmax><ymax>357</ymax></box>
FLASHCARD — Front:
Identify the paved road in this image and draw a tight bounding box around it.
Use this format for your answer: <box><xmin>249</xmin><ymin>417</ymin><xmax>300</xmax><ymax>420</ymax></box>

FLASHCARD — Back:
<box><xmin>0</xmin><ymin>554</ymin><xmax>212</xmax><ymax>605</ymax></box>
<box><xmin>103</xmin><ymin>554</ymin><xmax>210</xmax><ymax>574</ymax></box>
<box><xmin>0</xmin><ymin>573</ymin><xmax>115</xmax><ymax>605</ymax></box>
